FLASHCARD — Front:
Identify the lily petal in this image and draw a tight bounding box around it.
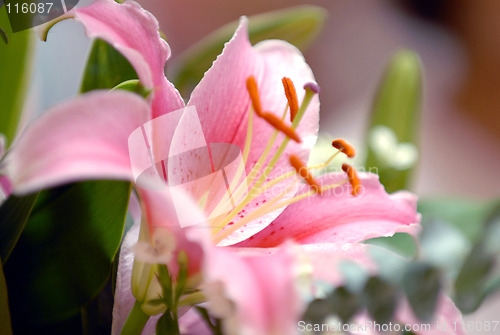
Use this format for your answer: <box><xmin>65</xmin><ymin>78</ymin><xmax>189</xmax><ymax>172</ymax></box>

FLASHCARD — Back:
<box><xmin>235</xmin><ymin>172</ymin><xmax>420</xmax><ymax>247</ymax></box>
<box><xmin>188</xmin><ymin>17</ymin><xmax>319</xmax><ymax>169</ymax></box>
<box><xmin>137</xmin><ymin>187</ymin><xmax>208</xmax><ymax>277</ymax></box>
<box><xmin>113</xmin><ymin>187</ymin><xmax>208</xmax><ymax>334</ymax></box>
<box><xmin>74</xmin><ymin>0</ymin><xmax>184</xmax><ymax>117</ymax></box>
<box><xmin>186</xmin><ymin>17</ymin><xmax>319</xmax><ymax>245</ymax></box>
<box><xmin>6</xmin><ymin>91</ymin><xmax>149</xmax><ymax>194</ymax></box>
<box><xmin>204</xmin><ymin>246</ymin><xmax>300</xmax><ymax>335</ymax></box>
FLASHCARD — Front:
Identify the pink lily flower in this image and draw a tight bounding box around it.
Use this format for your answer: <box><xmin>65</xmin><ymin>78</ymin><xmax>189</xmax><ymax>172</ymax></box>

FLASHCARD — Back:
<box><xmin>5</xmin><ymin>0</ymin><xmax>418</xmax><ymax>243</ymax></box>
<box><xmin>1</xmin><ymin>0</ymin><xmax>459</xmax><ymax>333</ymax></box>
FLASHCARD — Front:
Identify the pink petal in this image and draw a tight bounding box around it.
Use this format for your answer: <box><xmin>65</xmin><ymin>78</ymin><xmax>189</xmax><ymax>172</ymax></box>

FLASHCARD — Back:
<box><xmin>6</xmin><ymin>91</ymin><xmax>149</xmax><ymax>194</ymax></box>
<box><xmin>188</xmin><ymin>17</ymin><xmax>318</xmax><ymax>169</ymax></box>
<box><xmin>112</xmin><ymin>221</ymin><xmax>158</xmax><ymax>335</ymax></box>
<box><xmin>204</xmin><ymin>246</ymin><xmax>300</xmax><ymax>335</ymax></box>
<box><xmin>187</xmin><ymin>17</ymin><xmax>319</xmax><ymax>244</ymax></box>
<box><xmin>113</xmin><ymin>188</ymin><xmax>209</xmax><ymax>334</ymax></box>
<box><xmin>300</xmin><ymin>243</ymin><xmax>377</xmax><ymax>286</ymax></box>
<box><xmin>74</xmin><ymin>0</ymin><xmax>184</xmax><ymax>117</ymax></box>
<box><xmin>235</xmin><ymin>172</ymin><xmax>420</xmax><ymax>247</ymax></box>
<box><xmin>137</xmin><ymin>187</ymin><xmax>209</xmax><ymax>277</ymax></box>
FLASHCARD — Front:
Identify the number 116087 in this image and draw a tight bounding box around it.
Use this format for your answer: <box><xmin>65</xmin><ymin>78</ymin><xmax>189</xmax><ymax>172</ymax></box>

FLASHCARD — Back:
<box><xmin>6</xmin><ymin>2</ymin><xmax>53</xmax><ymax>14</ymax></box>
<box><xmin>453</xmin><ymin>321</ymin><xmax>499</xmax><ymax>332</ymax></box>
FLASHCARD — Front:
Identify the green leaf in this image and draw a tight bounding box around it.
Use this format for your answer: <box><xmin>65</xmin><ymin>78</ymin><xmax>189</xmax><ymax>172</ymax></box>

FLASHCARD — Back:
<box><xmin>0</xmin><ymin>259</ymin><xmax>13</xmax><ymax>335</ymax></box>
<box><xmin>112</xmin><ymin>79</ymin><xmax>152</xmax><ymax>98</ymax></box>
<box><xmin>3</xmin><ymin>180</ymin><xmax>131</xmax><ymax>330</ymax></box>
<box><xmin>157</xmin><ymin>264</ymin><xmax>173</xmax><ymax>308</ymax></box>
<box><xmin>454</xmin><ymin>205</ymin><xmax>500</xmax><ymax>313</ymax></box>
<box><xmin>0</xmin><ymin>192</ymin><xmax>39</xmax><ymax>263</ymax></box>
<box><xmin>303</xmin><ymin>298</ymin><xmax>331</xmax><ymax>324</ymax></box>
<box><xmin>156</xmin><ymin>311</ymin><xmax>180</xmax><ymax>335</ymax></box>
<box><xmin>363</xmin><ymin>276</ymin><xmax>399</xmax><ymax>324</ymax></box>
<box><xmin>418</xmin><ymin>198</ymin><xmax>498</xmax><ymax>243</ymax></box>
<box><xmin>365</xmin><ymin>233</ymin><xmax>417</xmax><ymax>258</ymax></box>
<box><xmin>327</xmin><ymin>286</ymin><xmax>361</xmax><ymax>323</ymax></box>
<box><xmin>0</xmin><ymin>7</ymin><xmax>33</xmax><ymax>145</ymax></box>
<box><xmin>402</xmin><ymin>263</ymin><xmax>441</xmax><ymax>321</ymax></box>
<box><xmin>121</xmin><ymin>300</ymin><xmax>150</xmax><ymax>335</ymax></box>
<box><xmin>0</xmin><ymin>27</ymin><xmax>7</xmax><ymax>44</ymax></box>
<box><xmin>174</xmin><ymin>251</ymin><xmax>188</xmax><ymax>306</ymax></box>
<box><xmin>454</xmin><ymin>244</ymin><xmax>495</xmax><ymax>313</ymax></box>
<box><xmin>365</xmin><ymin>50</ymin><xmax>422</xmax><ymax>193</ymax></box>
<box><xmin>80</xmin><ymin>38</ymin><xmax>138</xmax><ymax>93</ymax></box>
<box><xmin>172</xmin><ymin>5</ymin><xmax>327</xmax><ymax>95</ymax></box>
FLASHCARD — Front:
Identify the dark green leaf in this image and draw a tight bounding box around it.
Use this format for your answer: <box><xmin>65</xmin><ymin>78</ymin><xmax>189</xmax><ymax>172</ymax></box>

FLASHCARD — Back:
<box><xmin>158</xmin><ymin>264</ymin><xmax>173</xmax><ymax>308</ymax></box>
<box><xmin>328</xmin><ymin>286</ymin><xmax>361</xmax><ymax>323</ymax></box>
<box><xmin>172</xmin><ymin>5</ymin><xmax>327</xmax><ymax>95</ymax></box>
<box><xmin>402</xmin><ymin>262</ymin><xmax>441</xmax><ymax>321</ymax></box>
<box><xmin>0</xmin><ymin>192</ymin><xmax>39</xmax><ymax>263</ymax></box>
<box><xmin>0</xmin><ymin>259</ymin><xmax>13</xmax><ymax>335</ymax></box>
<box><xmin>0</xmin><ymin>27</ymin><xmax>7</xmax><ymax>43</ymax></box>
<box><xmin>194</xmin><ymin>306</ymin><xmax>223</xmax><ymax>335</ymax></box>
<box><xmin>303</xmin><ymin>298</ymin><xmax>331</xmax><ymax>324</ymax></box>
<box><xmin>363</xmin><ymin>276</ymin><xmax>399</xmax><ymax>324</ymax></box>
<box><xmin>365</xmin><ymin>50</ymin><xmax>422</xmax><ymax>193</ymax></box>
<box><xmin>4</xmin><ymin>180</ymin><xmax>131</xmax><ymax>330</ymax></box>
<box><xmin>156</xmin><ymin>311</ymin><xmax>179</xmax><ymax>335</ymax></box>
<box><xmin>0</xmin><ymin>7</ymin><xmax>33</xmax><ymax>145</ymax></box>
<box><xmin>454</xmin><ymin>244</ymin><xmax>495</xmax><ymax>313</ymax></box>
<box><xmin>174</xmin><ymin>251</ymin><xmax>188</xmax><ymax>306</ymax></box>
<box><xmin>80</xmin><ymin>38</ymin><xmax>138</xmax><ymax>93</ymax></box>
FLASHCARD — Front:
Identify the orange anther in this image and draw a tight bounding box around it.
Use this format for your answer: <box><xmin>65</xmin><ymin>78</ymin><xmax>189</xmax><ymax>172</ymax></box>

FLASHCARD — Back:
<box><xmin>290</xmin><ymin>155</ymin><xmax>321</xmax><ymax>194</ymax></box>
<box><xmin>246</xmin><ymin>76</ymin><xmax>263</xmax><ymax>116</ymax></box>
<box><xmin>332</xmin><ymin>139</ymin><xmax>356</xmax><ymax>158</ymax></box>
<box><xmin>282</xmin><ymin>77</ymin><xmax>299</xmax><ymax>122</ymax></box>
<box><xmin>341</xmin><ymin>163</ymin><xmax>362</xmax><ymax>196</ymax></box>
<box><xmin>262</xmin><ymin>112</ymin><xmax>302</xmax><ymax>143</ymax></box>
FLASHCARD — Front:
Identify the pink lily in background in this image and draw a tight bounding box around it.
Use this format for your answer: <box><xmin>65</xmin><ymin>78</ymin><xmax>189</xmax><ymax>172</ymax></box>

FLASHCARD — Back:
<box><xmin>2</xmin><ymin>0</ymin><xmax>462</xmax><ymax>334</ymax></box>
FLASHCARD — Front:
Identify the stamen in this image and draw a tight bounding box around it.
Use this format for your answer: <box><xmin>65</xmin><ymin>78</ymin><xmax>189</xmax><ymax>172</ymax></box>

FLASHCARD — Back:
<box><xmin>289</xmin><ymin>155</ymin><xmax>321</xmax><ymax>194</ymax></box>
<box><xmin>282</xmin><ymin>77</ymin><xmax>299</xmax><ymax>122</ymax></box>
<box><xmin>212</xmin><ymin>180</ymin><xmax>299</xmax><ymax>244</ymax></box>
<box><xmin>246</xmin><ymin>76</ymin><xmax>262</xmax><ymax>116</ymax></box>
<box><xmin>341</xmin><ymin>163</ymin><xmax>362</xmax><ymax>196</ymax></box>
<box><xmin>212</xmin><ymin>178</ymin><xmax>348</xmax><ymax>245</ymax></box>
<box><xmin>304</xmin><ymin>82</ymin><xmax>320</xmax><ymax>94</ymax></box>
<box><xmin>332</xmin><ymin>139</ymin><xmax>356</xmax><ymax>158</ymax></box>
<box><xmin>261</xmin><ymin>112</ymin><xmax>302</xmax><ymax>143</ymax></box>
<box><xmin>253</xmin><ymin>83</ymin><xmax>319</xmax><ymax>187</ymax></box>
<box><xmin>210</xmin><ymin>105</ymin><xmax>288</xmax><ymax>237</ymax></box>
<box><xmin>213</xmin><ymin>79</ymin><xmax>319</xmax><ymax>237</ymax></box>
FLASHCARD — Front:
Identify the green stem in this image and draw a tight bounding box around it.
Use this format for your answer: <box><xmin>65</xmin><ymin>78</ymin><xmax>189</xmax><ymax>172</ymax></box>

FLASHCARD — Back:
<box><xmin>121</xmin><ymin>301</ymin><xmax>150</xmax><ymax>335</ymax></box>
